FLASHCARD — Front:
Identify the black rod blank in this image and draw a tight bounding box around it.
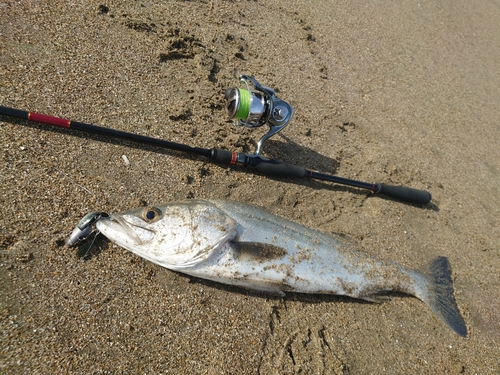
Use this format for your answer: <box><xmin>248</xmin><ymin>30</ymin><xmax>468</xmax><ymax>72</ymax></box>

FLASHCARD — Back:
<box><xmin>0</xmin><ymin>105</ymin><xmax>431</xmax><ymax>204</ymax></box>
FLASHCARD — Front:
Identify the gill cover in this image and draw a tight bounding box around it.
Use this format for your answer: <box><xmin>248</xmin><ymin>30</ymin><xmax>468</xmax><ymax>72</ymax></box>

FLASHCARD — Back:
<box><xmin>97</xmin><ymin>201</ymin><xmax>238</xmax><ymax>269</ymax></box>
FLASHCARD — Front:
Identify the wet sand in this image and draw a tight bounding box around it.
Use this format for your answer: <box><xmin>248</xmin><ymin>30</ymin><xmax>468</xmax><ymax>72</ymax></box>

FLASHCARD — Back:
<box><xmin>1</xmin><ymin>1</ymin><xmax>499</xmax><ymax>373</ymax></box>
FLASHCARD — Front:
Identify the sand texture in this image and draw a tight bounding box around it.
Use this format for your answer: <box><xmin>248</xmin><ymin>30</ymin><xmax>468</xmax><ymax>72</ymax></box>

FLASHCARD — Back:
<box><xmin>1</xmin><ymin>1</ymin><xmax>499</xmax><ymax>374</ymax></box>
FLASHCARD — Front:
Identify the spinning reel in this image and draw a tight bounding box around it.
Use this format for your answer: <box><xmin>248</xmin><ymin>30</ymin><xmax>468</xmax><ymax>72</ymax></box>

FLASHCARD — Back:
<box><xmin>225</xmin><ymin>75</ymin><xmax>294</xmax><ymax>155</ymax></box>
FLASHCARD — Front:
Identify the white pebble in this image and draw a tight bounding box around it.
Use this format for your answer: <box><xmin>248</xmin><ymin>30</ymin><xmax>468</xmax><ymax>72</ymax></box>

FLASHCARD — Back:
<box><xmin>122</xmin><ymin>154</ymin><xmax>130</xmax><ymax>166</ymax></box>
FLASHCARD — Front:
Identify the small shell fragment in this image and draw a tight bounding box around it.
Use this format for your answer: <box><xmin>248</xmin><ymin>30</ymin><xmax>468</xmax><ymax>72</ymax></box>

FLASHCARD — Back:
<box><xmin>122</xmin><ymin>154</ymin><xmax>130</xmax><ymax>166</ymax></box>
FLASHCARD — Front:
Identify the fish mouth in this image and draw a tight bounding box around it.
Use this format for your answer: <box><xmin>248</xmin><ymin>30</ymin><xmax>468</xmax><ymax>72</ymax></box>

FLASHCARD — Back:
<box><xmin>96</xmin><ymin>214</ymin><xmax>155</xmax><ymax>246</ymax></box>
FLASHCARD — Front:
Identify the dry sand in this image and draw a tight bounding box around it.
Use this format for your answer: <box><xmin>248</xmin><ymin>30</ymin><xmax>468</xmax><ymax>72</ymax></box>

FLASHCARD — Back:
<box><xmin>1</xmin><ymin>1</ymin><xmax>499</xmax><ymax>374</ymax></box>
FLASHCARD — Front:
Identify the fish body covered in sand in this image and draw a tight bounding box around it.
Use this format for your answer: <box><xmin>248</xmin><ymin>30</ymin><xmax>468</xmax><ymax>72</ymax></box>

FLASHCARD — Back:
<box><xmin>95</xmin><ymin>199</ymin><xmax>467</xmax><ymax>337</ymax></box>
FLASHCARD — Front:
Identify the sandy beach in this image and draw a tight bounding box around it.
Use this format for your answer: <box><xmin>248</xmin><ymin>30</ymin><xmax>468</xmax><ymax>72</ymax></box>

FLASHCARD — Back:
<box><xmin>1</xmin><ymin>0</ymin><xmax>499</xmax><ymax>373</ymax></box>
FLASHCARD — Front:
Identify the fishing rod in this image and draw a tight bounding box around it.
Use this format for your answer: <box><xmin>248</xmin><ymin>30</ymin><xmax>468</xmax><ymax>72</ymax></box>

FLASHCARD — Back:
<box><xmin>0</xmin><ymin>75</ymin><xmax>431</xmax><ymax>204</ymax></box>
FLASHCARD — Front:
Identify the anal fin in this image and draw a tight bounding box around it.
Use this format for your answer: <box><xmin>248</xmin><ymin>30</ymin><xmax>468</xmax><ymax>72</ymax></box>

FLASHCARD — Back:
<box><xmin>238</xmin><ymin>281</ymin><xmax>286</xmax><ymax>298</ymax></box>
<box><xmin>359</xmin><ymin>293</ymin><xmax>392</xmax><ymax>303</ymax></box>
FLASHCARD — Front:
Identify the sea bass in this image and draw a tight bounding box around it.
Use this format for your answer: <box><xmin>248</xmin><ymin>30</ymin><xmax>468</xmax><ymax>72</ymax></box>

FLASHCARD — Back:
<box><xmin>95</xmin><ymin>199</ymin><xmax>467</xmax><ymax>337</ymax></box>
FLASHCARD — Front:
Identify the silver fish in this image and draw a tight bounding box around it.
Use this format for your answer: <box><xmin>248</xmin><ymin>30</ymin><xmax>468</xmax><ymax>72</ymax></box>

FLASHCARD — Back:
<box><xmin>95</xmin><ymin>199</ymin><xmax>467</xmax><ymax>337</ymax></box>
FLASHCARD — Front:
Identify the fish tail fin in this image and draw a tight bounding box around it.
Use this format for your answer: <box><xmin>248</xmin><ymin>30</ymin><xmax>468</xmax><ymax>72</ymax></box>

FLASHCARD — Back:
<box><xmin>419</xmin><ymin>256</ymin><xmax>467</xmax><ymax>337</ymax></box>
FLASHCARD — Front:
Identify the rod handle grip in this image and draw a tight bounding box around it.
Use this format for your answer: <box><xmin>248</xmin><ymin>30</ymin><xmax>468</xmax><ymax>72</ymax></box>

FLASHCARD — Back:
<box><xmin>211</xmin><ymin>150</ymin><xmax>307</xmax><ymax>178</ymax></box>
<box><xmin>377</xmin><ymin>183</ymin><xmax>431</xmax><ymax>204</ymax></box>
<box><xmin>249</xmin><ymin>157</ymin><xmax>307</xmax><ymax>178</ymax></box>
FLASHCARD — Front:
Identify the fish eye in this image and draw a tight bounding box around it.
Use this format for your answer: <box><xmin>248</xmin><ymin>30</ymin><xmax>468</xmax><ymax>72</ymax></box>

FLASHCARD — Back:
<box><xmin>141</xmin><ymin>207</ymin><xmax>162</xmax><ymax>223</ymax></box>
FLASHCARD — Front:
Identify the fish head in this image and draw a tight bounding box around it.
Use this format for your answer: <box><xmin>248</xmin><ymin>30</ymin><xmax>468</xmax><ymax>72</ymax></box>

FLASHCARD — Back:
<box><xmin>95</xmin><ymin>200</ymin><xmax>238</xmax><ymax>269</ymax></box>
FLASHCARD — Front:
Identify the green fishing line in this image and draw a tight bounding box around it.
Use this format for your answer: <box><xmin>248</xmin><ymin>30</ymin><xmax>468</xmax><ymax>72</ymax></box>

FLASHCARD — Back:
<box><xmin>234</xmin><ymin>88</ymin><xmax>251</xmax><ymax>120</ymax></box>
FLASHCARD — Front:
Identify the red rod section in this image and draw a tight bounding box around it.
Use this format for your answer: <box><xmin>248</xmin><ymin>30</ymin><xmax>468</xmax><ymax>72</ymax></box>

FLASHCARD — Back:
<box><xmin>28</xmin><ymin>112</ymin><xmax>71</xmax><ymax>128</ymax></box>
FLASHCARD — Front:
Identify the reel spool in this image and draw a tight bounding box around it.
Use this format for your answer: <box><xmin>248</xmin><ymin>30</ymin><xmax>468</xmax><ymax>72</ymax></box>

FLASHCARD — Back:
<box><xmin>225</xmin><ymin>75</ymin><xmax>294</xmax><ymax>155</ymax></box>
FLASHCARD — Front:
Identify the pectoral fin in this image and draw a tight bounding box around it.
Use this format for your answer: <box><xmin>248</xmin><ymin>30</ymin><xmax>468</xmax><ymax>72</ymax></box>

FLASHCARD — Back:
<box><xmin>231</xmin><ymin>241</ymin><xmax>288</xmax><ymax>262</ymax></box>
